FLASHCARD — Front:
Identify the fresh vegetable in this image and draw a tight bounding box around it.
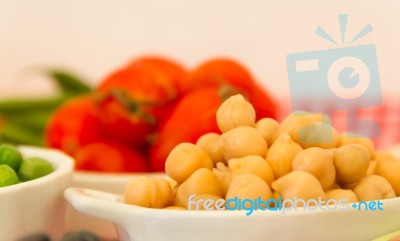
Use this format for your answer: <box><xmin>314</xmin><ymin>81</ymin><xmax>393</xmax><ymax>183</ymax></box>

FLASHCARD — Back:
<box><xmin>149</xmin><ymin>86</ymin><xmax>227</xmax><ymax>171</ymax></box>
<box><xmin>75</xmin><ymin>141</ymin><xmax>149</xmax><ymax>172</ymax></box>
<box><xmin>0</xmin><ymin>144</ymin><xmax>54</xmax><ymax>186</ymax></box>
<box><xmin>95</xmin><ymin>57</ymin><xmax>187</xmax><ymax>146</ymax></box>
<box><xmin>0</xmin><ymin>144</ymin><xmax>23</xmax><ymax>171</ymax></box>
<box><xmin>18</xmin><ymin>157</ymin><xmax>54</xmax><ymax>182</ymax></box>
<box><xmin>0</xmin><ymin>70</ymin><xmax>93</xmax><ymax>146</ymax></box>
<box><xmin>3</xmin><ymin>56</ymin><xmax>279</xmax><ymax>173</ymax></box>
<box><xmin>45</xmin><ymin>95</ymin><xmax>104</xmax><ymax>155</ymax></box>
<box><xmin>0</xmin><ymin>164</ymin><xmax>19</xmax><ymax>187</ymax></box>
<box><xmin>131</xmin><ymin>56</ymin><xmax>188</xmax><ymax>94</ymax></box>
<box><xmin>60</xmin><ymin>231</ymin><xmax>102</xmax><ymax>241</ymax></box>
<box><xmin>18</xmin><ymin>231</ymin><xmax>107</xmax><ymax>241</ymax></box>
<box><xmin>50</xmin><ymin>70</ymin><xmax>92</xmax><ymax>95</ymax></box>
<box><xmin>17</xmin><ymin>233</ymin><xmax>51</xmax><ymax>241</ymax></box>
<box><xmin>183</xmin><ymin>58</ymin><xmax>277</xmax><ymax>118</ymax></box>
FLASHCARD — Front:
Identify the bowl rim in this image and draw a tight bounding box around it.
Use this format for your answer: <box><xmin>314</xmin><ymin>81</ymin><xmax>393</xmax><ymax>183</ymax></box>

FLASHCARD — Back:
<box><xmin>74</xmin><ymin>170</ymin><xmax>165</xmax><ymax>177</ymax></box>
<box><xmin>0</xmin><ymin>145</ymin><xmax>74</xmax><ymax>194</ymax></box>
<box><xmin>65</xmin><ymin>187</ymin><xmax>400</xmax><ymax>220</ymax></box>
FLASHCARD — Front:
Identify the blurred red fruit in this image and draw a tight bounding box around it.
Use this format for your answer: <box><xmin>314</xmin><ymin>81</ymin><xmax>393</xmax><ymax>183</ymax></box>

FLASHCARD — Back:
<box><xmin>45</xmin><ymin>95</ymin><xmax>104</xmax><ymax>155</ymax></box>
<box><xmin>75</xmin><ymin>141</ymin><xmax>149</xmax><ymax>172</ymax></box>
<box><xmin>96</xmin><ymin>57</ymin><xmax>187</xmax><ymax>146</ymax></box>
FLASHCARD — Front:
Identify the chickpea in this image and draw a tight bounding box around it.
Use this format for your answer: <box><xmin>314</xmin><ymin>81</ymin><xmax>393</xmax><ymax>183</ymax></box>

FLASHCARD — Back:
<box><xmin>255</xmin><ymin>118</ymin><xmax>279</xmax><ymax>146</ymax></box>
<box><xmin>366</xmin><ymin>160</ymin><xmax>377</xmax><ymax>176</ymax></box>
<box><xmin>353</xmin><ymin>175</ymin><xmax>396</xmax><ymax>201</ymax></box>
<box><xmin>333</xmin><ymin>144</ymin><xmax>371</xmax><ymax>184</ymax></box>
<box><xmin>213</xmin><ymin>162</ymin><xmax>231</xmax><ymax>195</ymax></box>
<box><xmin>329</xmin><ymin>183</ymin><xmax>341</xmax><ymax>190</ymax></box>
<box><xmin>216</xmin><ymin>94</ymin><xmax>256</xmax><ymax>133</ymax></box>
<box><xmin>171</xmin><ymin>183</ymin><xmax>181</xmax><ymax>207</ymax></box>
<box><xmin>196</xmin><ymin>133</ymin><xmax>225</xmax><ymax>165</ymax></box>
<box><xmin>266</xmin><ymin>133</ymin><xmax>302</xmax><ymax>178</ymax></box>
<box><xmin>167</xmin><ymin>178</ymin><xmax>177</xmax><ymax>189</ymax></box>
<box><xmin>220</xmin><ymin>126</ymin><xmax>267</xmax><ymax>160</ymax></box>
<box><xmin>270</xmin><ymin>191</ymin><xmax>281</xmax><ymax>208</ymax></box>
<box><xmin>177</xmin><ymin>168</ymin><xmax>223</xmax><ymax>208</ymax></box>
<box><xmin>226</xmin><ymin>174</ymin><xmax>272</xmax><ymax>208</ymax></box>
<box><xmin>325</xmin><ymin>189</ymin><xmax>358</xmax><ymax>203</ymax></box>
<box><xmin>297</xmin><ymin>122</ymin><xmax>339</xmax><ymax>149</ymax></box>
<box><xmin>373</xmin><ymin>151</ymin><xmax>400</xmax><ymax>196</ymax></box>
<box><xmin>187</xmin><ymin>194</ymin><xmax>224</xmax><ymax>210</ymax></box>
<box><xmin>292</xmin><ymin>147</ymin><xmax>336</xmax><ymax>191</ymax></box>
<box><xmin>339</xmin><ymin>133</ymin><xmax>376</xmax><ymax>159</ymax></box>
<box><xmin>165</xmin><ymin>143</ymin><xmax>213</xmax><ymax>183</ymax></box>
<box><xmin>272</xmin><ymin>171</ymin><xmax>326</xmax><ymax>206</ymax></box>
<box><xmin>124</xmin><ymin>176</ymin><xmax>172</xmax><ymax>208</ymax></box>
<box><xmin>228</xmin><ymin>155</ymin><xmax>275</xmax><ymax>186</ymax></box>
<box><xmin>277</xmin><ymin>111</ymin><xmax>320</xmax><ymax>144</ymax></box>
<box><xmin>339</xmin><ymin>182</ymin><xmax>358</xmax><ymax>190</ymax></box>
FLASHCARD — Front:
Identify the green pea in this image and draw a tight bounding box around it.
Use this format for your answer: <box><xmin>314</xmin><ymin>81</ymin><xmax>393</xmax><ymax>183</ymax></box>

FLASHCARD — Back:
<box><xmin>18</xmin><ymin>157</ymin><xmax>54</xmax><ymax>182</ymax></box>
<box><xmin>0</xmin><ymin>144</ymin><xmax>23</xmax><ymax>172</ymax></box>
<box><xmin>0</xmin><ymin>164</ymin><xmax>19</xmax><ymax>187</ymax></box>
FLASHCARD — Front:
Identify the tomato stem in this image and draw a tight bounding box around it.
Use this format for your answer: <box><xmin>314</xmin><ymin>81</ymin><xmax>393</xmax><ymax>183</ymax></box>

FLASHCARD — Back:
<box><xmin>110</xmin><ymin>89</ymin><xmax>157</xmax><ymax>125</ymax></box>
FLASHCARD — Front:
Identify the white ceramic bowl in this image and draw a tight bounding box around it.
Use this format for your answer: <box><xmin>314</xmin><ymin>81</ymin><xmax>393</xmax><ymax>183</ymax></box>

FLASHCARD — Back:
<box><xmin>65</xmin><ymin>187</ymin><xmax>400</xmax><ymax>241</ymax></box>
<box><xmin>0</xmin><ymin>146</ymin><xmax>73</xmax><ymax>241</ymax></box>
<box><xmin>65</xmin><ymin>171</ymin><xmax>165</xmax><ymax>239</ymax></box>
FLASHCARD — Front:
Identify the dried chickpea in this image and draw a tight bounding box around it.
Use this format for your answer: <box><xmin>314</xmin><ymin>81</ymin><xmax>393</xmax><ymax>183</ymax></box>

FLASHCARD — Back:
<box><xmin>228</xmin><ymin>155</ymin><xmax>275</xmax><ymax>186</ymax></box>
<box><xmin>339</xmin><ymin>133</ymin><xmax>376</xmax><ymax>159</ymax></box>
<box><xmin>171</xmin><ymin>183</ymin><xmax>181</xmax><ymax>206</ymax></box>
<box><xmin>325</xmin><ymin>189</ymin><xmax>358</xmax><ymax>203</ymax></box>
<box><xmin>213</xmin><ymin>162</ymin><xmax>231</xmax><ymax>195</ymax></box>
<box><xmin>276</xmin><ymin>111</ymin><xmax>319</xmax><ymax>144</ymax></box>
<box><xmin>329</xmin><ymin>183</ymin><xmax>341</xmax><ymax>190</ymax></box>
<box><xmin>373</xmin><ymin>151</ymin><xmax>400</xmax><ymax>196</ymax></box>
<box><xmin>366</xmin><ymin>160</ymin><xmax>377</xmax><ymax>176</ymax></box>
<box><xmin>165</xmin><ymin>143</ymin><xmax>213</xmax><ymax>183</ymax></box>
<box><xmin>333</xmin><ymin>144</ymin><xmax>371</xmax><ymax>184</ymax></box>
<box><xmin>266</xmin><ymin>133</ymin><xmax>302</xmax><ymax>178</ymax></box>
<box><xmin>220</xmin><ymin>126</ymin><xmax>267</xmax><ymax>160</ymax></box>
<box><xmin>297</xmin><ymin>122</ymin><xmax>339</xmax><ymax>149</ymax></box>
<box><xmin>216</xmin><ymin>94</ymin><xmax>256</xmax><ymax>133</ymax></box>
<box><xmin>196</xmin><ymin>133</ymin><xmax>225</xmax><ymax>165</ymax></box>
<box><xmin>226</xmin><ymin>174</ymin><xmax>272</xmax><ymax>208</ymax></box>
<box><xmin>187</xmin><ymin>194</ymin><xmax>224</xmax><ymax>210</ymax></box>
<box><xmin>270</xmin><ymin>191</ymin><xmax>281</xmax><ymax>208</ymax></box>
<box><xmin>255</xmin><ymin>118</ymin><xmax>279</xmax><ymax>146</ymax></box>
<box><xmin>292</xmin><ymin>147</ymin><xmax>336</xmax><ymax>191</ymax></box>
<box><xmin>124</xmin><ymin>176</ymin><xmax>172</xmax><ymax>208</ymax></box>
<box><xmin>353</xmin><ymin>175</ymin><xmax>396</xmax><ymax>201</ymax></box>
<box><xmin>272</xmin><ymin>171</ymin><xmax>326</xmax><ymax>206</ymax></box>
<box><xmin>339</xmin><ymin>182</ymin><xmax>358</xmax><ymax>190</ymax></box>
<box><xmin>177</xmin><ymin>168</ymin><xmax>223</xmax><ymax>208</ymax></box>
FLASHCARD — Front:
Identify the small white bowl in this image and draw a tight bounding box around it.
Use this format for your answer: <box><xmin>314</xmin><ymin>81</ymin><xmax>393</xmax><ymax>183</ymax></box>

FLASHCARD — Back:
<box><xmin>0</xmin><ymin>146</ymin><xmax>73</xmax><ymax>241</ymax></box>
<box><xmin>65</xmin><ymin>171</ymin><xmax>165</xmax><ymax>239</ymax></box>
<box><xmin>65</xmin><ymin>187</ymin><xmax>400</xmax><ymax>241</ymax></box>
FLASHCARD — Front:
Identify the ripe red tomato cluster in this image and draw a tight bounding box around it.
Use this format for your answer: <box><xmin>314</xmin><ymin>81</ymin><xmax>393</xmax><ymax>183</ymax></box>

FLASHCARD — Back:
<box><xmin>45</xmin><ymin>57</ymin><xmax>277</xmax><ymax>172</ymax></box>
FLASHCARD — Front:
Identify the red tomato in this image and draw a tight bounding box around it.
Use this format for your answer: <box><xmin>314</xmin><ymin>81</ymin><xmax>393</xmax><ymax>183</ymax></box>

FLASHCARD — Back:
<box><xmin>184</xmin><ymin>58</ymin><xmax>278</xmax><ymax>119</ymax></box>
<box><xmin>75</xmin><ymin>141</ymin><xmax>149</xmax><ymax>172</ymax></box>
<box><xmin>149</xmin><ymin>86</ymin><xmax>226</xmax><ymax>171</ymax></box>
<box><xmin>131</xmin><ymin>56</ymin><xmax>188</xmax><ymax>94</ymax></box>
<box><xmin>45</xmin><ymin>95</ymin><xmax>104</xmax><ymax>155</ymax></box>
<box><xmin>96</xmin><ymin>57</ymin><xmax>187</xmax><ymax>146</ymax></box>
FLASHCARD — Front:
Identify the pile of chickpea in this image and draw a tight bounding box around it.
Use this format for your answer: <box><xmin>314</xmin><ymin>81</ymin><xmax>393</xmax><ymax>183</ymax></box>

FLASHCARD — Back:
<box><xmin>123</xmin><ymin>94</ymin><xmax>400</xmax><ymax>210</ymax></box>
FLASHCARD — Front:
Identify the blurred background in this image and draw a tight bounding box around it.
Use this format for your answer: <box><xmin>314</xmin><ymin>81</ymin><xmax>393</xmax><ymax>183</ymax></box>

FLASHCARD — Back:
<box><xmin>1</xmin><ymin>0</ymin><xmax>400</xmax><ymax>99</ymax></box>
<box><xmin>1</xmin><ymin>1</ymin><xmax>400</xmax><ymax>239</ymax></box>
